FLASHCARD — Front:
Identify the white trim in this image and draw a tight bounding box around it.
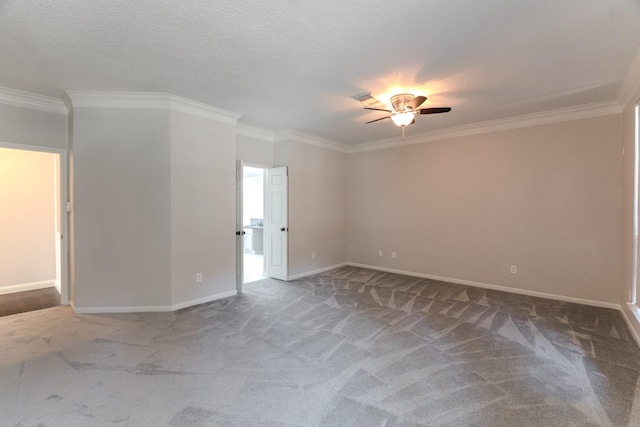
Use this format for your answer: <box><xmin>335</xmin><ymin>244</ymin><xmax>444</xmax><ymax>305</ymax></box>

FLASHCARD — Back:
<box><xmin>73</xmin><ymin>304</ymin><xmax>173</xmax><ymax>314</ymax></box>
<box><xmin>621</xmin><ymin>303</ymin><xmax>640</xmax><ymax>348</ymax></box>
<box><xmin>618</xmin><ymin>47</ymin><xmax>640</xmax><ymax>109</ymax></box>
<box><xmin>243</xmin><ymin>161</ymin><xmax>271</xmax><ymax>169</ymax></box>
<box><xmin>275</xmin><ymin>129</ymin><xmax>349</xmax><ymax>153</ymax></box>
<box><xmin>237</xmin><ymin>96</ymin><xmax>621</xmax><ymax>154</ymax></box>
<box><xmin>349</xmin><ymin>100</ymin><xmax>623</xmax><ymax>153</ymax></box>
<box><xmin>0</xmin><ymin>280</ymin><xmax>56</xmax><ymax>295</ymax></box>
<box><xmin>72</xmin><ymin>289</ymin><xmax>238</xmax><ymax>314</ymax></box>
<box><xmin>287</xmin><ymin>263</ymin><xmax>349</xmax><ymax>280</ymax></box>
<box><xmin>171</xmin><ymin>290</ymin><xmax>238</xmax><ymax>311</ymax></box>
<box><xmin>64</xmin><ymin>91</ymin><xmax>242</xmax><ymax>124</ymax></box>
<box><xmin>0</xmin><ymin>86</ymin><xmax>67</xmax><ymax>115</ymax></box>
<box><xmin>170</xmin><ymin>95</ymin><xmax>242</xmax><ymax>124</ymax></box>
<box><xmin>243</xmin><ymin>98</ymin><xmax>622</xmax><ymax>154</ymax></box>
<box><xmin>0</xmin><ymin>141</ymin><xmax>65</xmax><ymax>154</ymax></box>
<box><xmin>345</xmin><ymin>263</ymin><xmax>621</xmax><ymax>310</ymax></box>
<box><xmin>237</xmin><ymin>123</ymin><xmax>275</xmax><ymax>142</ymax></box>
<box><xmin>64</xmin><ymin>91</ymin><xmax>167</xmax><ymax>109</ymax></box>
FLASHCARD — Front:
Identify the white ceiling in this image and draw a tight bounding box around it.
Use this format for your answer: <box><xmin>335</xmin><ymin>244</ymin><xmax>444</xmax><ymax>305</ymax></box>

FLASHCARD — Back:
<box><xmin>1</xmin><ymin>0</ymin><xmax>640</xmax><ymax>146</ymax></box>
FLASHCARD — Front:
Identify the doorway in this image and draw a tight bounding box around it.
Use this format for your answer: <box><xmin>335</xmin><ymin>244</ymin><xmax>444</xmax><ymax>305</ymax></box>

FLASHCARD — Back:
<box><xmin>243</xmin><ymin>165</ymin><xmax>266</xmax><ymax>283</ymax></box>
<box><xmin>0</xmin><ymin>144</ymin><xmax>69</xmax><ymax>314</ymax></box>
<box><xmin>236</xmin><ymin>163</ymin><xmax>288</xmax><ymax>292</ymax></box>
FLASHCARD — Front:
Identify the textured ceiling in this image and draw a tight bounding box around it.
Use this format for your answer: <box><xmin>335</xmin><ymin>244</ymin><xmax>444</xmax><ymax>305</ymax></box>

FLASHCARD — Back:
<box><xmin>1</xmin><ymin>0</ymin><xmax>640</xmax><ymax>145</ymax></box>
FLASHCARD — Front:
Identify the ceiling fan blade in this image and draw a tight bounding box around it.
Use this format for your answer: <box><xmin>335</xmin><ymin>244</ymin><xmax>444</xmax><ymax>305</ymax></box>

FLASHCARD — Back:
<box><xmin>353</xmin><ymin>92</ymin><xmax>386</xmax><ymax>108</ymax></box>
<box><xmin>364</xmin><ymin>107</ymin><xmax>393</xmax><ymax>112</ymax></box>
<box><xmin>418</xmin><ymin>107</ymin><xmax>451</xmax><ymax>114</ymax></box>
<box><xmin>365</xmin><ymin>116</ymin><xmax>391</xmax><ymax>124</ymax></box>
<box><xmin>408</xmin><ymin>96</ymin><xmax>427</xmax><ymax>110</ymax></box>
<box><xmin>409</xmin><ymin>119</ymin><xmax>416</xmax><ymax>125</ymax></box>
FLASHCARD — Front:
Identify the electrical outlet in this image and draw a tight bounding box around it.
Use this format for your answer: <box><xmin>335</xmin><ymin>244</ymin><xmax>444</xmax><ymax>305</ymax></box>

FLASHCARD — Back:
<box><xmin>196</xmin><ymin>272</ymin><xmax>203</xmax><ymax>283</ymax></box>
<box><xmin>311</xmin><ymin>252</ymin><xmax>316</xmax><ymax>259</ymax></box>
<box><xmin>391</xmin><ymin>251</ymin><xmax>396</xmax><ymax>259</ymax></box>
<box><xmin>378</xmin><ymin>250</ymin><xmax>383</xmax><ymax>257</ymax></box>
<box><xmin>509</xmin><ymin>265</ymin><xmax>517</xmax><ymax>274</ymax></box>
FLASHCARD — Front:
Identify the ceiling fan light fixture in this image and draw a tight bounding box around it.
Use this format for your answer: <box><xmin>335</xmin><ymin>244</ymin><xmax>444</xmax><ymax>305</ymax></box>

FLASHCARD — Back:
<box><xmin>391</xmin><ymin>112</ymin><xmax>415</xmax><ymax>127</ymax></box>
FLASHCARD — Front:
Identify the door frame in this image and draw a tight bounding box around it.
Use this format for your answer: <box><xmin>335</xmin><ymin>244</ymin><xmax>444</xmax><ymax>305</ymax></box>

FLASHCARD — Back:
<box><xmin>0</xmin><ymin>141</ymin><xmax>70</xmax><ymax>305</ymax></box>
<box><xmin>236</xmin><ymin>160</ymin><xmax>244</xmax><ymax>293</ymax></box>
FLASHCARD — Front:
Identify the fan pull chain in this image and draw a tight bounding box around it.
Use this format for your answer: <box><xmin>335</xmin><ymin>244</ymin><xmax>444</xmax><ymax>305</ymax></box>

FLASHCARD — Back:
<box><xmin>402</xmin><ymin>125</ymin><xmax>405</xmax><ymax>143</ymax></box>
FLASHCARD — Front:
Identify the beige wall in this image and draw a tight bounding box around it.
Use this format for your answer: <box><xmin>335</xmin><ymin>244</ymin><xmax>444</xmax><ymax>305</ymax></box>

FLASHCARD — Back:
<box><xmin>0</xmin><ymin>148</ymin><xmax>56</xmax><ymax>289</ymax></box>
<box><xmin>0</xmin><ymin>104</ymin><xmax>67</xmax><ymax>149</ymax></box>
<box><xmin>69</xmin><ymin>104</ymin><xmax>238</xmax><ymax>311</ymax></box>
<box><xmin>284</xmin><ymin>140</ymin><xmax>348</xmax><ymax>277</ymax></box>
<box><xmin>1</xmin><ymin>89</ymin><xmax>630</xmax><ymax>317</ymax></box>
<box><xmin>236</xmin><ymin>133</ymin><xmax>273</xmax><ymax>166</ymax></box>
<box><xmin>71</xmin><ymin>107</ymin><xmax>172</xmax><ymax>309</ymax></box>
<box><xmin>348</xmin><ymin>115</ymin><xmax>622</xmax><ymax>303</ymax></box>
<box><xmin>170</xmin><ymin>110</ymin><xmax>236</xmax><ymax>306</ymax></box>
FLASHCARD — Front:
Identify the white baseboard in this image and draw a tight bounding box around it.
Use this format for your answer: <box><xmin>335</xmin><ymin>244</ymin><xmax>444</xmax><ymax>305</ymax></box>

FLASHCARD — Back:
<box><xmin>345</xmin><ymin>263</ymin><xmax>621</xmax><ymax>310</ymax></box>
<box><xmin>0</xmin><ymin>280</ymin><xmax>56</xmax><ymax>295</ymax></box>
<box><xmin>620</xmin><ymin>303</ymin><xmax>640</xmax><ymax>348</ymax></box>
<box><xmin>288</xmin><ymin>263</ymin><xmax>349</xmax><ymax>281</ymax></box>
<box><xmin>73</xmin><ymin>304</ymin><xmax>173</xmax><ymax>314</ymax></box>
<box><xmin>171</xmin><ymin>290</ymin><xmax>238</xmax><ymax>311</ymax></box>
<box><xmin>71</xmin><ymin>289</ymin><xmax>238</xmax><ymax>314</ymax></box>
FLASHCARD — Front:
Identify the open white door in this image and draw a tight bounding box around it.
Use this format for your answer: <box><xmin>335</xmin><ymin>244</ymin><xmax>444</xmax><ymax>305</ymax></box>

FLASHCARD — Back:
<box><xmin>267</xmin><ymin>167</ymin><xmax>288</xmax><ymax>280</ymax></box>
<box><xmin>235</xmin><ymin>160</ymin><xmax>244</xmax><ymax>293</ymax></box>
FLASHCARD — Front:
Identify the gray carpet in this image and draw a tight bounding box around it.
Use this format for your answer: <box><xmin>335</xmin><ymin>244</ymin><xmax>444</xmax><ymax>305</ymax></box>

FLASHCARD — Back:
<box><xmin>2</xmin><ymin>266</ymin><xmax>640</xmax><ymax>426</ymax></box>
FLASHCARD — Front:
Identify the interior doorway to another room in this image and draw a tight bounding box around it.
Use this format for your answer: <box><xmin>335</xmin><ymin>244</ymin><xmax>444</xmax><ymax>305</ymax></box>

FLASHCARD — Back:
<box><xmin>0</xmin><ymin>145</ymin><xmax>68</xmax><ymax>315</ymax></box>
<box><xmin>243</xmin><ymin>166</ymin><xmax>266</xmax><ymax>283</ymax></box>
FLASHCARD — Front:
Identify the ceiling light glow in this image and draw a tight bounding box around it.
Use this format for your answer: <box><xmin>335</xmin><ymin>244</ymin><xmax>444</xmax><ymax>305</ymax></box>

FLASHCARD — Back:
<box><xmin>391</xmin><ymin>112</ymin><xmax>415</xmax><ymax>127</ymax></box>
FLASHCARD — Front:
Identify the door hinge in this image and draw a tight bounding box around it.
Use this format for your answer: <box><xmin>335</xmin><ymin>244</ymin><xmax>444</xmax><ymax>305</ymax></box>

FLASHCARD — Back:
<box><xmin>66</xmin><ymin>201</ymin><xmax>73</xmax><ymax>212</ymax></box>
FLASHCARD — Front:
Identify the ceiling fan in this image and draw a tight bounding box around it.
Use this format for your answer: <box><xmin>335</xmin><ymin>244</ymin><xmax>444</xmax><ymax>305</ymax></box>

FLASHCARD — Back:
<box><xmin>353</xmin><ymin>93</ymin><xmax>451</xmax><ymax>142</ymax></box>
<box><xmin>355</xmin><ymin>92</ymin><xmax>451</xmax><ymax>141</ymax></box>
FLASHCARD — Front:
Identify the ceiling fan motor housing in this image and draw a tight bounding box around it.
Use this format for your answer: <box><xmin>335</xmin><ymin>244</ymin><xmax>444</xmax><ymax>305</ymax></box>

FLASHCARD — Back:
<box><xmin>390</xmin><ymin>93</ymin><xmax>415</xmax><ymax>112</ymax></box>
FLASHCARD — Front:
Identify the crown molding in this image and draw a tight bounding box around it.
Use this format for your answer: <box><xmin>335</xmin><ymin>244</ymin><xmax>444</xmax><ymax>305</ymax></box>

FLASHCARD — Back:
<box><xmin>171</xmin><ymin>95</ymin><xmax>241</xmax><ymax>124</ymax></box>
<box><xmin>236</xmin><ymin>123</ymin><xmax>275</xmax><ymax>142</ymax></box>
<box><xmin>275</xmin><ymin>129</ymin><xmax>348</xmax><ymax>153</ymax></box>
<box><xmin>348</xmin><ymin>100</ymin><xmax>622</xmax><ymax>153</ymax></box>
<box><xmin>64</xmin><ymin>91</ymin><xmax>168</xmax><ymax>110</ymax></box>
<box><xmin>617</xmin><ymin>47</ymin><xmax>640</xmax><ymax>109</ymax></box>
<box><xmin>64</xmin><ymin>91</ymin><xmax>242</xmax><ymax>124</ymax></box>
<box><xmin>0</xmin><ymin>86</ymin><xmax>67</xmax><ymax>115</ymax></box>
